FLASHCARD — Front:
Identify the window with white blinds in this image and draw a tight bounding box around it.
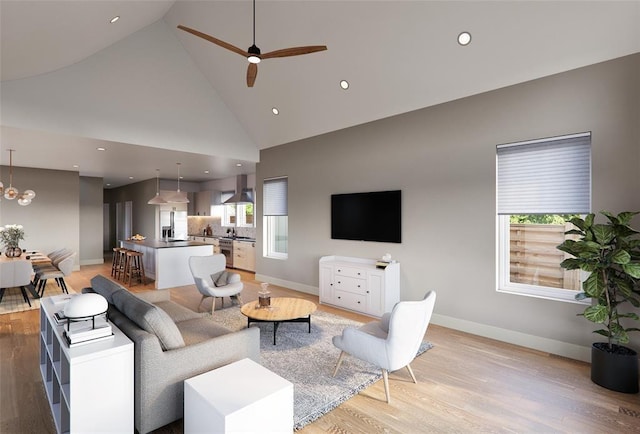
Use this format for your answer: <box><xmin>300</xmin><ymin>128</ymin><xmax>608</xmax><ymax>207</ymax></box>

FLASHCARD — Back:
<box><xmin>263</xmin><ymin>177</ymin><xmax>288</xmax><ymax>216</ymax></box>
<box><xmin>497</xmin><ymin>132</ymin><xmax>591</xmax><ymax>214</ymax></box>
<box><xmin>263</xmin><ymin>177</ymin><xmax>288</xmax><ymax>259</ymax></box>
<box><xmin>496</xmin><ymin>132</ymin><xmax>592</xmax><ymax>303</ymax></box>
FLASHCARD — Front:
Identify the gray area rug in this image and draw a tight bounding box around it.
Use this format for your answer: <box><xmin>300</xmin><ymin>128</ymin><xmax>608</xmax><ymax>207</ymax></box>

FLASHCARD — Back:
<box><xmin>208</xmin><ymin>305</ymin><xmax>433</xmax><ymax>430</ymax></box>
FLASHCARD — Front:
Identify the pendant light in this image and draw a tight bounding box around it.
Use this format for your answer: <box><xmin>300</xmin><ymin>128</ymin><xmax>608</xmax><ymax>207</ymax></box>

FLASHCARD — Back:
<box><xmin>147</xmin><ymin>169</ymin><xmax>168</xmax><ymax>205</ymax></box>
<box><xmin>0</xmin><ymin>149</ymin><xmax>36</xmax><ymax>206</ymax></box>
<box><xmin>167</xmin><ymin>163</ymin><xmax>189</xmax><ymax>203</ymax></box>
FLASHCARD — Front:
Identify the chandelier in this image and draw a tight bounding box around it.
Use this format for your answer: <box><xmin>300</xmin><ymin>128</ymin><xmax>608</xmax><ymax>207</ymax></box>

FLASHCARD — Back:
<box><xmin>0</xmin><ymin>149</ymin><xmax>36</xmax><ymax>206</ymax></box>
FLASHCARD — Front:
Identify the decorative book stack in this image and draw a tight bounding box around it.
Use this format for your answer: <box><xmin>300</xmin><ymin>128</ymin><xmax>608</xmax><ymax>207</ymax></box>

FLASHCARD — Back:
<box><xmin>63</xmin><ymin>316</ymin><xmax>113</xmax><ymax>347</ymax></box>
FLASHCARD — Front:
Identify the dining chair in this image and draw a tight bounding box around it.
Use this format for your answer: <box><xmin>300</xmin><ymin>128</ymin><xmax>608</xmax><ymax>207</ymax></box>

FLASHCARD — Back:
<box><xmin>0</xmin><ymin>260</ymin><xmax>34</xmax><ymax>307</ymax></box>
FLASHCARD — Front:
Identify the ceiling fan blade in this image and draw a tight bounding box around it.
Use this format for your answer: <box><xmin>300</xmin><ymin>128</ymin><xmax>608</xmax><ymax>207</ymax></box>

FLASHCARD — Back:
<box><xmin>261</xmin><ymin>45</ymin><xmax>327</xmax><ymax>60</ymax></box>
<box><xmin>177</xmin><ymin>25</ymin><xmax>249</xmax><ymax>57</ymax></box>
<box><xmin>247</xmin><ymin>63</ymin><xmax>258</xmax><ymax>87</ymax></box>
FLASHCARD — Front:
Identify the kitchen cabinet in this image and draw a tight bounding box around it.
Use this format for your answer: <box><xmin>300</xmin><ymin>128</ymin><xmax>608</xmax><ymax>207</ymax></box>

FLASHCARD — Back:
<box><xmin>193</xmin><ymin>191</ymin><xmax>220</xmax><ymax>216</ymax></box>
<box><xmin>319</xmin><ymin>255</ymin><xmax>399</xmax><ymax>318</ymax></box>
<box><xmin>233</xmin><ymin>240</ymin><xmax>255</xmax><ymax>272</ymax></box>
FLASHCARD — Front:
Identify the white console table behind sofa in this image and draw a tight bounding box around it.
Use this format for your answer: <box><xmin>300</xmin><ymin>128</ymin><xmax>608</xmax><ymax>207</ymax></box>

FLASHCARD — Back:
<box><xmin>319</xmin><ymin>256</ymin><xmax>400</xmax><ymax>318</ymax></box>
<box><xmin>40</xmin><ymin>295</ymin><xmax>134</xmax><ymax>433</ymax></box>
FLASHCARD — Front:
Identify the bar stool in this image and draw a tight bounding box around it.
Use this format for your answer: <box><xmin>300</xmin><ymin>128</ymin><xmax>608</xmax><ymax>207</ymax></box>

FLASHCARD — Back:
<box><xmin>115</xmin><ymin>248</ymin><xmax>130</xmax><ymax>281</ymax></box>
<box><xmin>111</xmin><ymin>247</ymin><xmax>123</xmax><ymax>278</ymax></box>
<box><xmin>125</xmin><ymin>250</ymin><xmax>146</xmax><ymax>286</ymax></box>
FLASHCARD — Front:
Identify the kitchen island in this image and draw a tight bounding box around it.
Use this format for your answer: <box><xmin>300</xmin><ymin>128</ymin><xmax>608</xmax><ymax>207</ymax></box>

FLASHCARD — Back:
<box><xmin>120</xmin><ymin>239</ymin><xmax>213</xmax><ymax>290</ymax></box>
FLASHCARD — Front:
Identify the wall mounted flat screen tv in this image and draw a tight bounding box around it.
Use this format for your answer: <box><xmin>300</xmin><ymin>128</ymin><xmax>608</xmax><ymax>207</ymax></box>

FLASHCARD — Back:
<box><xmin>331</xmin><ymin>190</ymin><xmax>401</xmax><ymax>243</ymax></box>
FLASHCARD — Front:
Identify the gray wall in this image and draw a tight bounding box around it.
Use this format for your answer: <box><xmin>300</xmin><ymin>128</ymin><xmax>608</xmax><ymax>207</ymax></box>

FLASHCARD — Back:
<box><xmin>104</xmin><ymin>178</ymin><xmax>157</xmax><ymax>250</ymax></box>
<box><xmin>0</xmin><ymin>166</ymin><xmax>81</xmax><ymax>269</ymax></box>
<box><xmin>79</xmin><ymin>176</ymin><xmax>104</xmax><ymax>265</ymax></box>
<box><xmin>256</xmin><ymin>53</ymin><xmax>640</xmax><ymax>360</ymax></box>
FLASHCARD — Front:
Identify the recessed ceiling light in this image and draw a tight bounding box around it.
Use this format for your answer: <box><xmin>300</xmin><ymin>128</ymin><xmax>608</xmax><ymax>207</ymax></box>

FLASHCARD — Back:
<box><xmin>204</xmin><ymin>170</ymin><xmax>209</xmax><ymax>174</ymax></box>
<box><xmin>97</xmin><ymin>147</ymin><xmax>106</xmax><ymax>151</ymax></box>
<box><xmin>458</xmin><ymin>31</ymin><xmax>472</xmax><ymax>46</ymax></box>
<box><xmin>73</xmin><ymin>164</ymin><xmax>79</xmax><ymax>168</ymax></box>
<box><xmin>236</xmin><ymin>163</ymin><xmax>242</xmax><ymax>167</ymax></box>
<box><xmin>110</xmin><ymin>16</ymin><xmax>120</xmax><ymax>24</ymax></box>
<box><xmin>340</xmin><ymin>80</ymin><xmax>349</xmax><ymax>90</ymax></box>
<box><xmin>272</xmin><ymin>107</ymin><xmax>279</xmax><ymax>115</ymax></box>
<box><xmin>106</xmin><ymin>183</ymin><xmax>111</xmax><ymax>187</ymax></box>
<box><xmin>129</xmin><ymin>176</ymin><xmax>134</xmax><ymax>180</ymax></box>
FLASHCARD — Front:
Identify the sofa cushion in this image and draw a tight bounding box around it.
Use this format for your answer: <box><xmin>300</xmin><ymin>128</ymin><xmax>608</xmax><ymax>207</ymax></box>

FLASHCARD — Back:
<box><xmin>153</xmin><ymin>300</ymin><xmax>206</xmax><ymax>323</ymax></box>
<box><xmin>175</xmin><ymin>317</ymin><xmax>233</xmax><ymax>346</ymax></box>
<box><xmin>111</xmin><ymin>289</ymin><xmax>185</xmax><ymax>350</ymax></box>
<box><xmin>90</xmin><ymin>274</ymin><xmax>125</xmax><ymax>304</ymax></box>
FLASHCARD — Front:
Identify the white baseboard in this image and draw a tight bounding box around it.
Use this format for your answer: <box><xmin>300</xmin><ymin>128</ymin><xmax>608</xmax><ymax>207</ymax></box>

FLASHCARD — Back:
<box><xmin>255</xmin><ymin>274</ymin><xmax>319</xmax><ymax>296</ymax></box>
<box><xmin>254</xmin><ymin>276</ymin><xmax>591</xmax><ymax>362</ymax></box>
<box><xmin>430</xmin><ymin>313</ymin><xmax>591</xmax><ymax>362</ymax></box>
<box><xmin>80</xmin><ymin>258</ymin><xmax>104</xmax><ymax>266</ymax></box>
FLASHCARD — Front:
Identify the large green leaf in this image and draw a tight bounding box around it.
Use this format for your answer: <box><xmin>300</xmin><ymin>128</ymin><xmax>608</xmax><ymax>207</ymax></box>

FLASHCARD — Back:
<box><xmin>584</xmin><ymin>213</ymin><xmax>595</xmax><ymax>227</ymax></box>
<box><xmin>616</xmin><ymin>211</ymin><xmax>639</xmax><ymax>226</ymax></box>
<box><xmin>611</xmin><ymin>249</ymin><xmax>631</xmax><ymax>265</ymax></box>
<box><xmin>622</xmin><ymin>262</ymin><xmax>640</xmax><ymax>278</ymax></box>
<box><xmin>593</xmin><ymin>329</ymin><xmax>609</xmax><ymax>338</ymax></box>
<box><xmin>592</xmin><ymin>224</ymin><xmax>615</xmax><ymax>245</ymax></box>
<box><xmin>560</xmin><ymin>258</ymin><xmax>583</xmax><ymax>270</ymax></box>
<box><xmin>617</xmin><ymin>312</ymin><xmax>640</xmax><ymax>321</ymax></box>
<box><xmin>583</xmin><ymin>304</ymin><xmax>607</xmax><ymax>323</ymax></box>
<box><xmin>583</xmin><ymin>272</ymin><xmax>605</xmax><ymax>298</ymax></box>
<box><xmin>569</xmin><ymin>216</ymin><xmax>587</xmax><ymax>231</ymax></box>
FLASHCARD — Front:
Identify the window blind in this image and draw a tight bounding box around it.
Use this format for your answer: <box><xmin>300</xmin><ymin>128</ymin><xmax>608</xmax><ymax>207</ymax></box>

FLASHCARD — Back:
<box><xmin>263</xmin><ymin>177</ymin><xmax>288</xmax><ymax>216</ymax></box>
<box><xmin>496</xmin><ymin>132</ymin><xmax>591</xmax><ymax>215</ymax></box>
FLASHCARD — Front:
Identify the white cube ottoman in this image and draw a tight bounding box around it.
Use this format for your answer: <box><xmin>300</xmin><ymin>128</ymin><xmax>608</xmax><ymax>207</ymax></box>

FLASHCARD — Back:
<box><xmin>184</xmin><ymin>358</ymin><xmax>293</xmax><ymax>433</ymax></box>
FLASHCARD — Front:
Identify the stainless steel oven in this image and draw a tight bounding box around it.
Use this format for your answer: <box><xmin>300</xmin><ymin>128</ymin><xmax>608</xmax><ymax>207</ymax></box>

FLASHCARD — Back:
<box><xmin>219</xmin><ymin>238</ymin><xmax>233</xmax><ymax>268</ymax></box>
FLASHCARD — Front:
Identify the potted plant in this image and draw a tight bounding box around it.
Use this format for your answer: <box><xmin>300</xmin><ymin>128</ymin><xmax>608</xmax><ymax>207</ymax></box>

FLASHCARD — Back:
<box><xmin>557</xmin><ymin>211</ymin><xmax>640</xmax><ymax>393</ymax></box>
<box><xmin>0</xmin><ymin>224</ymin><xmax>25</xmax><ymax>257</ymax></box>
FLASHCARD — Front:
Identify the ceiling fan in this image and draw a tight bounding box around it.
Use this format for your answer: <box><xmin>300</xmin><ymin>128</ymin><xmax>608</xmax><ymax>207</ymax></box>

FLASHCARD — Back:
<box><xmin>178</xmin><ymin>0</ymin><xmax>327</xmax><ymax>87</ymax></box>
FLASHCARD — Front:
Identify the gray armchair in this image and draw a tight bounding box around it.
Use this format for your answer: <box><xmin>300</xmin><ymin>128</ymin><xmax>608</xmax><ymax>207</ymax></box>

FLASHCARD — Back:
<box><xmin>332</xmin><ymin>291</ymin><xmax>436</xmax><ymax>403</ymax></box>
<box><xmin>188</xmin><ymin>254</ymin><xmax>243</xmax><ymax>314</ymax></box>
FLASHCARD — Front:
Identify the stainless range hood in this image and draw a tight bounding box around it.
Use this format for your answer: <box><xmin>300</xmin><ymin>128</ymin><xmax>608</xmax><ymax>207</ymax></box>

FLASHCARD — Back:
<box><xmin>223</xmin><ymin>174</ymin><xmax>254</xmax><ymax>204</ymax></box>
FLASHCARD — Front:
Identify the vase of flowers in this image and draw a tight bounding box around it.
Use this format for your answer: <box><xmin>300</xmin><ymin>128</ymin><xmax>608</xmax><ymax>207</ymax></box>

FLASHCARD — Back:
<box><xmin>0</xmin><ymin>224</ymin><xmax>25</xmax><ymax>257</ymax></box>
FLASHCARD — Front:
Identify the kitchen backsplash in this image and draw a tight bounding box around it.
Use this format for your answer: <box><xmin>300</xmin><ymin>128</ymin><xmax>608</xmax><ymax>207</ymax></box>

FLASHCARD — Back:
<box><xmin>187</xmin><ymin>216</ymin><xmax>256</xmax><ymax>239</ymax></box>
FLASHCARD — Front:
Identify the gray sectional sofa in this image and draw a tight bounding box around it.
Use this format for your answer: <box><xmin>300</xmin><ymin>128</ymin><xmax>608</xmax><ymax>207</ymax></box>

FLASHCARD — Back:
<box><xmin>85</xmin><ymin>274</ymin><xmax>260</xmax><ymax>434</ymax></box>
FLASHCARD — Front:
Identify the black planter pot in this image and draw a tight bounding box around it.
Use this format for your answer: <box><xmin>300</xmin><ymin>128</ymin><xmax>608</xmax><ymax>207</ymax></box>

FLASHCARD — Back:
<box><xmin>591</xmin><ymin>342</ymin><xmax>639</xmax><ymax>394</ymax></box>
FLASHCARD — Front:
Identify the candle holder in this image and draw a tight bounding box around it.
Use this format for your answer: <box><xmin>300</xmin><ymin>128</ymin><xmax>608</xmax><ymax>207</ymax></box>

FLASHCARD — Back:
<box><xmin>258</xmin><ymin>282</ymin><xmax>271</xmax><ymax>308</ymax></box>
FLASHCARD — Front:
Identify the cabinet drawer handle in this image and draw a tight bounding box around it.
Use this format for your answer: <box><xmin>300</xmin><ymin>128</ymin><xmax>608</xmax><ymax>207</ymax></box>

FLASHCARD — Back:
<box><xmin>357</xmin><ymin>285</ymin><xmax>361</xmax><ymax>288</ymax></box>
<box><xmin>357</xmin><ymin>301</ymin><xmax>361</xmax><ymax>304</ymax></box>
<box><xmin>337</xmin><ymin>296</ymin><xmax>341</xmax><ymax>300</ymax></box>
<box><xmin>366</xmin><ymin>290</ymin><xmax>369</xmax><ymax>293</ymax></box>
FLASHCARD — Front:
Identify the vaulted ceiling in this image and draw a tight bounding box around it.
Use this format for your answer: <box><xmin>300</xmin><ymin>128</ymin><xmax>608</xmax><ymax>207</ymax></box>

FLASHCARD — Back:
<box><xmin>1</xmin><ymin>1</ymin><xmax>639</xmax><ymax>187</ymax></box>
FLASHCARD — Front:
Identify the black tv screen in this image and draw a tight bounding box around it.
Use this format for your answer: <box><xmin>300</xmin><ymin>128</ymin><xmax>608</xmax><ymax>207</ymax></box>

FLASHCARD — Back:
<box><xmin>331</xmin><ymin>190</ymin><xmax>401</xmax><ymax>243</ymax></box>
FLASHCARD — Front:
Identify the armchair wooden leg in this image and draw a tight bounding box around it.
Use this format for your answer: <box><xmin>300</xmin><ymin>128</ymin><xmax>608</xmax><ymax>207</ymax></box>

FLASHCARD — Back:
<box><xmin>382</xmin><ymin>369</ymin><xmax>391</xmax><ymax>404</ymax></box>
<box><xmin>406</xmin><ymin>363</ymin><xmax>417</xmax><ymax>384</ymax></box>
<box><xmin>211</xmin><ymin>297</ymin><xmax>217</xmax><ymax>314</ymax></box>
<box><xmin>333</xmin><ymin>351</ymin><xmax>345</xmax><ymax>377</ymax></box>
<box><xmin>198</xmin><ymin>295</ymin><xmax>206</xmax><ymax>312</ymax></box>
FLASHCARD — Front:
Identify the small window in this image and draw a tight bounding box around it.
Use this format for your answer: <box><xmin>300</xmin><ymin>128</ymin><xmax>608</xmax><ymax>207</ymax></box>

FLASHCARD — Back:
<box><xmin>263</xmin><ymin>177</ymin><xmax>288</xmax><ymax>259</ymax></box>
<box><xmin>496</xmin><ymin>132</ymin><xmax>591</xmax><ymax>302</ymax></box>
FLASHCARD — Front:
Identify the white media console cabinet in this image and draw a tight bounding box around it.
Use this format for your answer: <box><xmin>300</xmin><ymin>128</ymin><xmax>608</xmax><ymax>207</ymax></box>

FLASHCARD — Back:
<box><xmin>319</xmin><ymin>255</ymin><xmax>400</xmax><ymax>318</ymax></box>
<box><xmin>40</xmin><ymin>295</ymin><xmax>134</xmax><ymax>433</ymax></box>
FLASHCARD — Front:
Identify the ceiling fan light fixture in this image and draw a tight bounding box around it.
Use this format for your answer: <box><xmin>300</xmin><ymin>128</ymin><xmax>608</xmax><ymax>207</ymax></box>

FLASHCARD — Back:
<box><xmin>247</xmin><ymin>44</ymin><xmax>261</xmax><ymax>63</ymax></box>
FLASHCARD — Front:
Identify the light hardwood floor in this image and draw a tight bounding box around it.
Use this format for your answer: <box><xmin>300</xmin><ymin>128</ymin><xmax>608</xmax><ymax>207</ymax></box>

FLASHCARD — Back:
<box><xmin>1</xmin><ymin>257</ymin><xmax>639</xmax><ymax>433</ymax></box>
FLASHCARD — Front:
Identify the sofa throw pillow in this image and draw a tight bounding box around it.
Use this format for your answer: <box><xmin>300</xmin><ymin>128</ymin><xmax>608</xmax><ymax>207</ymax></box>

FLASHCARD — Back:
<box><xmin>211</xmin><ymin>271</ymin><xmax>230</xmax><ymax>287</ymax></box>
<box><xmin>111</xmin><ymin>289</ymin><xmax>185</xmax><ymax>350</ymax></box>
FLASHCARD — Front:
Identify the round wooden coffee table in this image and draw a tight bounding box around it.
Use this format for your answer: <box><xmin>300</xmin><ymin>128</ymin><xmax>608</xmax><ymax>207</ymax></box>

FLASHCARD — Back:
<box><xmin>240</xmin><ymin>297</ymin><xmax>317</xmax><ymax>345</ymax></box>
